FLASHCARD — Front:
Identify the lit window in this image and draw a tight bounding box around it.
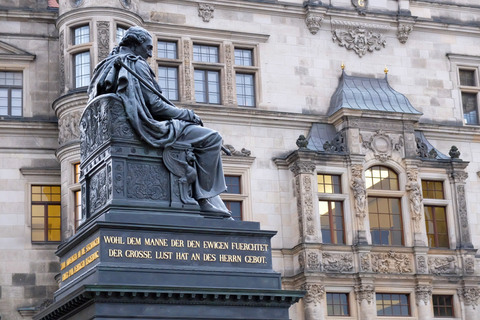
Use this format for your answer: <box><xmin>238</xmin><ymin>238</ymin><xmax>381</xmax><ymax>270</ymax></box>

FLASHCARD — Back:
<box><xmin>116</xmin><ymin>26</ymin><xmax>127</xmax><ymax>43</ymax></box>
<box><xmin>366</xmin><ymin>166</ymin><xmax>402</xmax><ymax>246</ymax></box>
<box><xmin>0</xmin><ymin>71</ymin><xmax>22</xmax><ymax>117</ymax></box>
<box><xmin>234</xmin><ymin>49</ymin><xmax>253</xmax><ymax>66</ymax></box>
<box><xmin>376</xmin><ymin>293</ymin><xmax>410</xmax><ymax>317</ymax></box>
<box><xmin>236</xmin><ymin>73</ymin><xmax>255</xmax><ymax>107</ymax></box>
<box><xmin>158</xmin><ymin>66</ymin><xmax>178</xmax><ymax>101</ymax></box>
<box><xmin>73</xmin><ymin>163</ymin><xmax>82</xmax><ymax>231</ymax></box>
<box><xmin>74</xmin><ymin>163</ymin><xmax>81</xmax><ymax>184</ymax></box>
<box><xmin>74</xmin><ymin>52</ymin><xmax>90</xmax><ymax>88</ymax></box>
<box><xmin>318</xmin><ymin>174</ymin><xmax>344</xmax><ymax>244</ymax></box>
<box><xmin>73</xmin><ymin>25</ymin><xmax>90</xmax><ymax>45</ymax></box>
<box><xmin>193</xmin><ymin>44</ymin><xmax>218</xmax><ymax>63</ymax></box>
<box><xmin>422</xmin><ymin>180</ymin><xmax>448</xmax><ymax>248</ymax></box>
<box><xmin>326</xmin><ymin>293</ymin><xmax>349</xmax><ymax>316</ymax></box>
<box><xmin>223</xmin><ymin>175</ymin><xmax>242</xmax><ymax>220</ymax></box>
<box><xmin>317</xmin><ymin>174</ymin><xmax>341</xmax><ymax>193</ymax></box>
<box><xmin>31</xmin><ymin>186</ymin><xmax>61</xmax><ymax>242</ymax></box>
<box><xmin>194</xmin><ymin>70</ymin><xmax>220</xmax><ymax>104</ymax></box>
<box><xmin>158</xmin><ymin>41</ymin><xmax>177</xmax><ymax>59</ymax></box>
<box><xmin>433</xmin><ymin>295</ymin><xmax>454</xmax><ymax>317</ymax></box>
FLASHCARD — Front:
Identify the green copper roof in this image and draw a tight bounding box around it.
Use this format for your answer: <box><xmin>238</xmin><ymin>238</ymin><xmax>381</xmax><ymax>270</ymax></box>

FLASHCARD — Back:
<box><xmin>328</xmin><ymin>71</ymin><xmax>422</xmax><ymax>116</ymax></box>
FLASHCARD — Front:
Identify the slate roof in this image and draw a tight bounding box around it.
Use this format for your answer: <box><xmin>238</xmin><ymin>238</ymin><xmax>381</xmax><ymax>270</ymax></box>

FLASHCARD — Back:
<box><xmin>328</xmin><ymin>71</ymin><xmax>422</xmax><ymax>116</ymax></box>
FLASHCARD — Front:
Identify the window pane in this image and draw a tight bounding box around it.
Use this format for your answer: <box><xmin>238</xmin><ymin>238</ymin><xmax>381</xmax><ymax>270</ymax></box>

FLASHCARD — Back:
<box><xmin>236</xmin><ymin>73</ymin><xmax>255</xmax><ymax>107</ymax></box>
<box><xmin>225</xmin><ymin>176</ymin><xmax>241</xmax><ymax>194</ymax></box>
<box><xmin>75</xmin><ymin>52</ymin><xmax>91</xmax><ymax>88</ymax></box>
<box><xmin>460</xmin><ymin>69</ymin><xmax>476</xmax><ymax>86</ymax></box>
<box><xmin>74</xmin><ymin>25</ymin><xmax>90</xmax><ymax>45</ymax></box>
<box><xmin>462</xmin><ymin>92</ymin><xmax>478</xmax><ymax>125</ymax></box>
<box><xmin>235</xmin><ymin>48</ymin><xmax>253</xmax><ymax>66</ymax></box>
<box><xmin>193</xmin><ymin>44</ymin><xmax>218</xmax><ymax>62</ymax></box>
<box><xmin>366</xmin><ymin>166</ymin><xmax>398</xmax><ymax>190</ymax></box>
<box><xmin>31</xmin><ymin>185</ymin><xmax>61</xmax><ymax>242</ymax></box>
<box><xmin>158</xmin><ymin>41</ymin><xmax>177</xmax><ymax>59</ymax></box>
<box><xmin>158</xmin><ymin>66</ymin><xmax>178</xmax><ymax>101</ymax></box>
<box><xmin>116</xmin><ymin>26</ymin><xmax>127</xmax><ymax>43</ymax></box>
<box><xmin>326</xmin><ymin>293</ymin><xmax>349</xmax><ymax>316</ymax></box>
<box><xmin>369</xmin><ymin>197</ymin><xmax>403</xmax><ymax>245</ymax></box>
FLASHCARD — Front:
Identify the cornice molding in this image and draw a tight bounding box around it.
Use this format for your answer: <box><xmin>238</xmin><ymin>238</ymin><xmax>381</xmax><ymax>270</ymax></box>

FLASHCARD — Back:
<box><xmin>56</xmin><ymin>142</ymin><xmax>81</xmax><ymax>163</ymax></box>
<box><xmin>56</xmin><ymin>7</ymin><xmax>143</xmax><ymax>29</ymax></box>
<box><xmin>0</xmin><ymin>120</ymin><xmax>58</xmax><ymax>137</ymax></box>
<box><xmin>52</xmin><ymin>92</ymin><xmax>88</xmax><ymax>118</ymax></box>
<box><xmin>0</xmin><ymin>9</ymin><xmax>57</xmax><ymax>23</ymax></box>
<box><xmin>20</xmin><ymin>167</ymin><xmax>61</xmax><ymax>177</ymax></box>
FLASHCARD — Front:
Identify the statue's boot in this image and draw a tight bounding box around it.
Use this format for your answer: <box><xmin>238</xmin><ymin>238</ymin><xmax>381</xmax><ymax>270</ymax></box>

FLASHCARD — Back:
<box><xmin>198</xmin><ymin>196</ymin><xmax>233</xmax><ymax>219</ymax></box>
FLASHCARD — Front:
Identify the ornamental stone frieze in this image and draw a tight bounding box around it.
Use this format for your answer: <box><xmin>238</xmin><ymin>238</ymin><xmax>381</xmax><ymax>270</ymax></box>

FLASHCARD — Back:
<box><xmin>183</xmin><ymin>40</ymin><xmax>193</xmax><ymax>101</ymax></box>
<box><xmin>361</xmin><ymin>130</ymin><xmax>403</xmax><ymax>162</ymax></box>
<box><xmin>371</xmin><ymin>250</ymin><xmax>412</xmax><ymax>274</ymax></box>
<box><xmin>291</xmin><ymin>160</ymin><xmax>317</xmax><ymax>241</ymax></box>
<box><xmin>416</xmin><ymin>255</ymin><xmax>428</xmax><ymax>274</ymax></box>
<box><xmin>331</xmin><ymin>20</ymin><xmax>388</xmax><ymax>57</ymax></box>
<box><xmin>405</xmin><ymin>168</ymin><xmax>423</xmax><ymax>233</ymax></box>
<box><xmin>350</xmin><ymin>164</ymin><xmax>366</xmax><ymax>223</ymax></box>
<box><xmin>97</xmin><ymin>21</ymin><xmax>110</xmax><ymax>62</ymax></box>
<box><xmin>198</xmin><ymin>3</ymin><xmax>214</xmax><ymax>22</ymax></box>
<box><xmin>307</xmin><ymin>251</ymin><xmax>320</xmax><ymax>271</ymax></box>
<box><xmin>360</xmin><ymin>253</ymin><xmax>371</xmax><ymax>272</ymax></box>
<box><xmin>415</xmin><ymin>285</ymin><xmax>432</xmax><ymax>306</ymax></box>
<box><xmin>428</xmin><ymin>256</ymin><xmax>457</xmax><ymax>275</ymax></box>
<box><xmin>458</xmin><ymin>287</ymin><xmax>480</xmax><ymax>309</ymax></box>
<box><xmin>322</xmin><ymin>253</ymin><xmax>354</xmax><ymax>273</ymax></box>
<box><xmin>59</xmin><ymin>30</ymin><xmax>65</xmax><ymax>94</ymax></box>
<box><xmin>355</xmin><ymin>285</ymin><xmax>374</xmax><ymax>304</ymax></box>
<box><xmin>449</xmin><ymin>170</ymin><xmax>473</xmax><ymax>248</ymax></box>
<box><xmin>58</xmin><ymin>111</ymin><xmax>82</xmax><ymax>145</ymax></box>
<box><xmin>464</xmin><ymin>256</ymin><xmax>475</xmax><ymax>275</ymax></box>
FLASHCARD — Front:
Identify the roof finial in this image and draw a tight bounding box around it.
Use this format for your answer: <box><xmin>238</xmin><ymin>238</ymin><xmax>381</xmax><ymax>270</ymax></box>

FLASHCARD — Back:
<box><xmin>341</xmin><ymin>61</ymin><xmax>345</xmax><ymax>70</ymax></box>
<box><xmin>384</xmin><ymin>65</ymin><xmax>389</xmax><ymax>74</ymax></box>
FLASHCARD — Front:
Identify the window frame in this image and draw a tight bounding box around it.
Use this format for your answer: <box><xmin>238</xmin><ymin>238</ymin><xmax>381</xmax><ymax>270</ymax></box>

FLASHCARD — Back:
<box><xmin>194</xmin><ymin>68</ymin><xmax>222</xmax><ymax>104</ymax></box>
<box><xmin>0</xmin><ymin>71</ymin><xmax>23</xmax><ymax>117</ymax></box>
<box><xmin>326</xmin><ymin>292</ymin><xmax>350</xmax><ymax>316</ymax></box>
<box><xmin>73</xmin><ymin>163</ymin><xmax>82</xmax><ymax>232</ymax></box>
<box><xmin>422</xmin><ymin>179</ymin><xmax>450</xmax><ymax>249</ymax></box>
<box><xmin>233</xmin><ymin>45</ymin><xmax>259</xmax><ymax>107</ymax></box>
<box><xmin>155</xmin><ymin>38</ymin><xmax>182</xmax><ymax>102</ymax></box>
<box><xmin>221</xmin><ymin>157</ymin><xmax>254</xmax><ymax>221</ymax></box>
<box><xmin>31</xmin><ymin>185</ymin><xmax>62</xmax><ymax>243</ymax></box>
<box><xmin>375</xmin><ymin>293</ymin><xmax>411</xmax><ymax>317</ymax></box>
<box><xmin>222</xmin><ymin>175</ymin><xmax>243</xmax><ymax>220</ymax></box>
<box><xmin>458</xmin><ymin>68</ymin><xmax>480</xmax><ymax>125</ymax></box>
<box><xmin>432</xmin><ymin>294</ymin><xmax>454</xmax><ymax>318</ymax></box>
<box><xmin>73</xmin><ymin>51</ymin><xmax>91</xmax><ymax>89</ymax></box>
<box><xmin>66</xmin><ymin>21</ymin><xmax>93</xmax><ymax>91</ymax></box>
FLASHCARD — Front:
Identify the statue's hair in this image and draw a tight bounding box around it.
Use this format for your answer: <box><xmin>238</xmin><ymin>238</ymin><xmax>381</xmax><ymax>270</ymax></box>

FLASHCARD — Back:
<box><xmin>119</xmin><ymin>26</ymin><xmax>152</xmax><ymax>48</ymax></box>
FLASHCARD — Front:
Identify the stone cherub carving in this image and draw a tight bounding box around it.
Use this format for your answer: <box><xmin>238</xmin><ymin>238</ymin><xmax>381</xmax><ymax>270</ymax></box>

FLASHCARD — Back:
<box><xmin>87</xmin><ymin>26</ymin><xmax>231</xmax><ymax>218</ymax></box>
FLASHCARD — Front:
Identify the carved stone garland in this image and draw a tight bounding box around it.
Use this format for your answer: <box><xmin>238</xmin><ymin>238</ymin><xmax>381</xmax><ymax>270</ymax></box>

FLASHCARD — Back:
<box><xmin>458</xmin><ymin>287</ymin><xmax>480</xmax><ymax>309</ymax></box>
<box><xmin>305</xmin><ymin>11</ymin><xmax>323</xmax><ymax>35</ymax></box>
<box><xmin>415</xmin><ymin>285</ymin><xmax>432</xmax><ymax>306</ymax></box>
<box><xmin>451</xmin><ymin>172</ymin><xmax>471</xmax><ymax>247</ymax></box>
<box><xmin>322</xmin><ymin>253</ymin><xmax>354</xmax><ymax>273</ymax></box>
<box><xmin>225</xmin><ymin>44</ymin><xmax>234</xmax><ymax>105</ymax></box>
<box><xmin>291</xmin><ymin>161</ymin><xmax>316</xmax><ymax>239</ymax></box>
<box><xmin>371</xmin><ymin>250</ymin><xmax>412</xmax><ymax>274</ymax></box>
<box><xmin>405</xmin><ymin>168</ymin><xmax>423</xmax><ymax>232</ymax></box>
<box><xmin>198</xmin><ymin>3</ymin><xmax>214</xmax><ymax>22</ymax></box>
<box><xmin>183</xmin><ymin>40</ymin><xmax>192</xmax><ymax>101</ymax></box>
<box><xmin>355</xmin><ymin>285</ymin><xmax>374</xmax><ymax>305</ymax></box>
<box><xmin>97</xmin><ymin>21</ymin><xmax>110</xmax><ymax>62</ymax></box>
<box><xmin>331</xmin><ymin>20</ymin><xmax>387</xmax><ymax>57</ymax></box>
<box><xmin>350</xmin><ymin>164</ymin><xmax>366</xmax><ymax>227</ymax></box>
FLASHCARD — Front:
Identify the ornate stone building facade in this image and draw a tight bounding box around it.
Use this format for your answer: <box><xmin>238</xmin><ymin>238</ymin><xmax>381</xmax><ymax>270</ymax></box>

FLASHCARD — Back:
<box><xmin>1</xmin><ymin>0</ymin><xmax>480</xmax><ymax>319</ymax></box>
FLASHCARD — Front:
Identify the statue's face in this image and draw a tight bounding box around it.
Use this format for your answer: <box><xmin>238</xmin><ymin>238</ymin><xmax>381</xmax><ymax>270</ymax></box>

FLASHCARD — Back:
<box><xmin>133</xmin><ymin>36</ymin><xmax>153</xmax><ymax>59</ymax></box>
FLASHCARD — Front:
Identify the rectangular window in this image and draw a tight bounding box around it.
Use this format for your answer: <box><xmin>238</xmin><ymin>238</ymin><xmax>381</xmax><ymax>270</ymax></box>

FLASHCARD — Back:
<box><xmin>74</xmin><ymin>52</ymin><xmax>90</xmax><ymax>88</ymax></box>
<box><xmin>320</xmin><ymin>201</ymin><xmax>344</xmax><ymax>244</ymax></box>
<box><xmin>235</xmin><ymin>48</ymin><xmax>253</xmax><ymax>66</ymax></box>
<box><xmin>317</xmin><ymin>174</ymin><xmax>341</xmax><ymax>193</ymax></box>
<box><xmin>75</xmin><ymin>191</ymin><xmax>82</xmax><ymax>231</ymax></box>
<box><xmin>194</xmin><ymin>69</ymin><xmax>220</xmax><ymax>104</ymax></box>
<box><xmin>223</xmin><ymin>175</ymin><xmax>242</xmax><ymax>220</ymax></box>
<box><xmin>236</xmin><ymin>73</ymin><xmax>255</xmax><ymax>107</ymax></box>
<box><xmin>376</xmin><ymin>293</ymin><xmax>410</xmax><ymax>316</ymax></box>
<box><xmin>74</xmin><ymin>163</ymin><xmax>81</xmax><ymax>183</ymax></box>
<box><xmin>74</xmin><ymin>25</ymin><xmax>90</xmax><ymax>45</ymax></box>
<box><xmin>326</xmin><ymin>293</ymin><xmax>349</xmax><ymax>316</ymax></box>
<box><xmin>31</xmin><ymin>186</ymin><xmax>61</xmax><ymax>243</ymax></box>
<box><xmin>433</xmin><ymin>295</ymin><xmax>454</xmax><ymax>317</ymax></box>
<box><xmin>422</xmin><ymin>180</ymin><xmax>448</xmax><ymax>248</ymax></box>
<box><xmin>116</xmin><ymin>26</ymin><xmax>127</xmax><ymax>43</ymax></box>
<box><xmin>193</xmin><ymin>44</ymin><xmax>219</xmax><ymax>63</ymax></box>
<box><xmin>422</xmin><ymin>180</ymin><xmax>444</xmax><ymax>199</ymax></box>
<box><xmin>158</xmin><ymin>41</ymin><xmax>177</xmax><ymax>59</ymax></box>
<box><xmin>158</xmin><ymin>66</ymin><xmax>178</xmax><ymax>101</ymax></box>
<box><xmin>0</xmin><ymin>71</ymin><xmax>22</xmax><ymax>116</ymax></box>
<box><xmin>458</xmin><ymin>69</ymin><xmax>480</xmax><ymax>125</ymax></box>
<box><xmin>369</xmin><ymin>197</ymin><xmax>403</xmax><ymax>246</ymax></box>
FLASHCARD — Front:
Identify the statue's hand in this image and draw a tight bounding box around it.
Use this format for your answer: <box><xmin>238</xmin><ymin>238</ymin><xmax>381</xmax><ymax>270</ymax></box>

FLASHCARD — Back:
<box><xmin>193</xmin><ymin>113</ymin><xmax>204</xmax><ymax>127</ymax></box>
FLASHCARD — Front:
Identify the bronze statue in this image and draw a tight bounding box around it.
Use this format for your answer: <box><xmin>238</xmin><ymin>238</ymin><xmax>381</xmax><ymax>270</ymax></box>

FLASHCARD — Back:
<box><xmin>87</xmin><ymin>26</ymin><xmax>231</xmax><ymax>218</ymax></box>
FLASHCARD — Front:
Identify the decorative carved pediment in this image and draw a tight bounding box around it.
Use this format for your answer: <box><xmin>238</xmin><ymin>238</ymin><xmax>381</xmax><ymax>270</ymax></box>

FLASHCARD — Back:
<box><xmin>0</xmin><ymin>40</ymin><xmax>35</xmax><ymax>61</ymax></box>
<box><xmin>361</xmin><ymin>130</ymin><xmax>403</xmax><ymax>162</ymax></box>
<box><xmin>331</xmin><ymin>20</ymin><xmax>387</xmax><ymax>57</ymax></box>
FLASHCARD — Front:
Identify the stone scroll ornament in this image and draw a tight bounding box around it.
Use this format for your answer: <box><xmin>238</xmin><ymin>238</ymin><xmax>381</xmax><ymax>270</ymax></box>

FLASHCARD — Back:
<box><xmin>332</xmin><ymin>20</ymin><xmax>387</xmax><ymax>57</ymax></box>
<box><xmin>405</xmin><ymin>169</ymin><xmax>423</xmax><ymax>232</ymax></box>
<box><xmin>428</xmin><ymin>256</ymin><xmax>457</xmax><ymax>275</ymax></box>
<box><xmin>198</xmin><ymin>3</ymin><xmax>214</xmax><ymax>22</ymax></box>
<box><xmin>350</xmin><ymin>164</ymin><xmax>366</xmax><ymax>227</ymax></box>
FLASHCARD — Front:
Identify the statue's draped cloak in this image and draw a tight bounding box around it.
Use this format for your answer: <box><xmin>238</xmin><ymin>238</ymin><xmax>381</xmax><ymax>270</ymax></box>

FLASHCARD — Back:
<box><xmin>87</xmin><ymin>50</ymin><xmax>226</xmax><ymax>199</ymax></box>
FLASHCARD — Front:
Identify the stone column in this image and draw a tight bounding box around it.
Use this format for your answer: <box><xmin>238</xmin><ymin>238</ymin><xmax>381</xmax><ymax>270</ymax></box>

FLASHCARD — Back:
<box><xmin>415</xmin><ymin>285</ymin><xmax>432</xmax><ymax>320</ymax></box>
<box><xmin>355</xmin><ymin>284</ymin><xmax>375</xmax><ymax>320</ymax></box>
<box><xmin>302</xmin><ymin>283</ymin><xmax>325</xmax><ymax>320</ymax></box>
<box><xmin>458</xmin><ymin>287</ymin><xmax>480</xmax><ymax>319</ymax></box>
<box><xmin>350</xmin><ymin>164</ymin><xmax>368</xmax><ymax>244</ymax></box>
<box><xmin>290</xmin><ymin>158</ymin><xmax>319</xmax><ymax>243</ymax></box>
<box><xmin>449</xmin><ymin>170</ymin><xmax>473</xmax><ymax>248</ymax></box>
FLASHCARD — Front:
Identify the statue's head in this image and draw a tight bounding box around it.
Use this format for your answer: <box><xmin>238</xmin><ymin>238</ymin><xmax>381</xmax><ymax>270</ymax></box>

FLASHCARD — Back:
<box><xmin>119</xmin><ymin>26</ymin><xmax>153</xmax><ymax>59</ymax></box>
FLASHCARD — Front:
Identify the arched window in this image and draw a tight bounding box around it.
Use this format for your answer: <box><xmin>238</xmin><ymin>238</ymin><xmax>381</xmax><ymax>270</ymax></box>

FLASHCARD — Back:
<box><xmin>365</xmin><ymin>166</ymin><xmax>403</xmax><ymax>246</ymax></box>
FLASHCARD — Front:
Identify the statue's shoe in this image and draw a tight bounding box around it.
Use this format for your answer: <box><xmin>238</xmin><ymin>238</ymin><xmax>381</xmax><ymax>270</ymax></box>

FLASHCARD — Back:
<box><xmin>198</xmin><ymin>198</ymin><xmax>232</xmax><ymax>219</ymax></box>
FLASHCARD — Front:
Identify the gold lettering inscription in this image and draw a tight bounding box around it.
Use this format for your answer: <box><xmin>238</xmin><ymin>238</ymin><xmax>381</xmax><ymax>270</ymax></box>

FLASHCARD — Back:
<box><xmin>155</xmin><ymin>251</ymin><xmax>173</xmax><ymax>260</ymax></box>
<box><xmin>85</xmin><ymin>251</ymin><xmax>99</xmax><ymax>265</ymax></box>
<box><xmin>220</xmin><ymin>254</ymin><xmax>242</xmax><ymax>263</ymax></box>
<box><xmin>171</xmin><ymin>239</ymin><xmax>184</xmax><ymax>247</ymax></box>
<box><xmin>103</xmin><ymin>236</ymin><xmax>124</xmax><ymax>244</ymax></box>
<box><xmin>109</xmin><ymin>249</ymin><xmax>123</xmax><ymax>257</ymax></box>
<box><xmin>176</xmin><ymin>252</ymin><xmax>189</xmax><ymax>260</ymax></box>
<box><xmin>203</xmin><ymin>253</ymin><xmax>216</xmax><ymax>261</ymax></box>
<box><xmin>191</xmin><ymin>253</ymin><xmax>200</xmax><ymax>260</ymax></box>
<box><xmin>62</xmin><ymin>250</ymin><xmax>99</xmax><ymax>281</ymax></box>
<box><xmin>187</xmin><ymin>240</ymin><xmax>200</xmax><ymax>248</ymax></box>
<box><xmin>145</xmin><ymin>238</ymin><xmax>168</xmax><ymax>246</ymax></box>
<box><xmin>232</xmin><ymin>242</ymin><xmax>268</xmax><ymax>252</ymax></box>
<box><xmin>125</xmin><ymin>250</ymin><xmax>152</xmax><ymax>259</ymax></box>
<box><xmin>203</xmin><ymin>241</ymin><xmax>228</xmax><ymax>250</ymax></box>
<box><xmin>245</xmin><ymin>255</ymin><xmax>267</xmax><ymax>264</ymax></box>
<box><xmin>127</xmin><ymin>237</ymin><xmax>141</xmax><ymax>245</ymax></box>
<box><xmin>358</xmin><ymin>0</ymin><xmax>365</xmax><ymax>7</ymax></box>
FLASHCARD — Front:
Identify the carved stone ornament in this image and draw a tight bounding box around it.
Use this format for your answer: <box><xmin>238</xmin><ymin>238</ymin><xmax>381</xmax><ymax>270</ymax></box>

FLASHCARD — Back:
<box><xmin>307</xmin><ymin>251</ymin><xmax>320</xmax><ymax>270</ymax></box>
<box><xmin>305</xmin><ymin>11</ymin><xmax>323</xmax><ymax>35</ymax></box>
<box><xmin>360</xmin><ymin>253</ymin><xmax>371</xmax><ymax>272</ymax></box>
<box><xmin>322</xmin><ymin>253</ymin><xmax>354</xmax><ymax>273</ymax></box>
<box><xmin>302</xmin><ymin>284</ymin><xmax>325</xmax><ymax>306</ymax></box>
<box><xmin>428</xmin><ymin>256</ymin><xmax>457</xmax><ymax>275</ymax></box>
<box><xmin>456</xmin><ymin>184</ymin><xmax>471</xmax><ymax>244</ymax></box>
<box><xmin>323</xmin><ymin>131</ymin><xmax>347</xmax><ymax>153</ymax></box>
<box><xmin>59</xmin><ymin>111</ymin><xmax>82</xmax><ymax>145</ymax></box>
<box><xmin>350</xmin><ymin>164</ymin><xmax>366</xmax><ymax>222</ymax></box>
<box><xmin>371</xmin><ymin>250</ymin><xmax>412</xmax><ymax>274</ymax></box>
<box><xmin>355</xmin><ymin>285</ymin><xmax>374</xmax><ymax>304</ymax></box>
<box><xmin>332</xmin><ymin>20</ymin><xmax>387</xmax><ymax>57</ymax></box>
<box><xmin>183</xmin><ymin>40</ymin><xmax>192</xmax><ymax>101</ymax></box>
<box><xmin>294</xmin><ymin>175</ymin><xmax>316</xmax><ymax>237</ymax></box>
<box><xmin>464</xmin><ymin>257</ymin><xmax>475</xmax><ymax>274</ymax></box>
<box><xmin>416</xmin><ymin>255</ymin><xmax>428</xmax><ymax>274</ymax></box>
<box><xmin>222</xmin><ymin>144</ymin><xmax>251</xmax><ymax>157</ymax></box>
<box><xmin>59</xmin><ymin>30</ymin><xmax>65</xmax><ymax>93</ymax></box>
<box><xmin>397</xmin><ymin>24</ymin><xmax>413</xmax><ymax>44</ymax></box>
<box><xmin>451</xmin><ymin>171</ymin><xmax>468</xmax><ymax>184</ymax></box>
<box><xmin>361</xmin><ymin>130</ymin><xmax>399</xmax><ymax>162</ymax></box>
<box><xmin>296</xmin><ymin>135</ymin><xmax>309</xmax><ymax>150</ymax></box>
<box><xmin>97</xmin><ymin>21</ymin><xmax>110</xmax><ymax>62</ymax></box>
<box><xmin>298</xmin><ymin>252</ymin><xmax>305</xmax><ymax>271</ymax></box>
<box><xmin>415</xmin><ymin>285</ymin><xmax>432</xmax><ymax>306</ymax></box>
<box><xmin>415</xmin><ymin>137</ymin><xmax>438</xmax><ymax>159</ymax></box>
<box><xmin>458</xmin><ymin>287</ymin><xmax>480</xmax><ymax>309</ymax></box>
<box><xmin>198</xmin><ymin>3</ymin><xmax>214</xmax><ymax>22</ymax></box>
<box><xmin>405</xmin><ymin>168</ymin><xmax>423</xmax><ymax>231</ymax></box>
<box><xmin>290</xmin><ymin>161</ymin><xmax>316</xmax><ymax>176</ymax></box>
<box><xmin>352</xmin><ymin>0</ymin><xmax>368</xmax><ymax>15</ymax></box>
<box><xmin>225</xmin><ymin>44</ymin><xmax>234</xmax><ymax>104</ymax></box>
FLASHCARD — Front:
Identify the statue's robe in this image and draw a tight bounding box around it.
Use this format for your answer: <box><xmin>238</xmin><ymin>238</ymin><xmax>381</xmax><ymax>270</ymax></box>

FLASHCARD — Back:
<box><xmin>87</xmin><ymin>47</ymin><xmax>226</xmax><ymax>200</ymax></box>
